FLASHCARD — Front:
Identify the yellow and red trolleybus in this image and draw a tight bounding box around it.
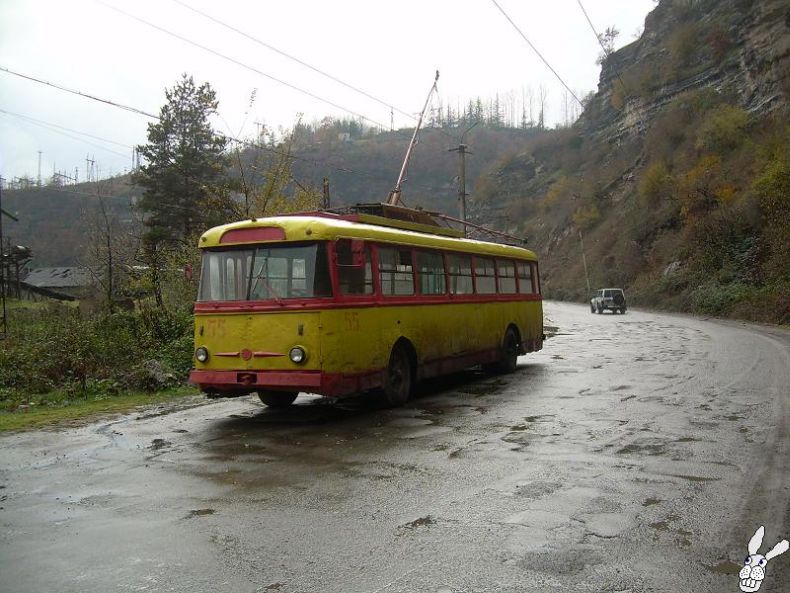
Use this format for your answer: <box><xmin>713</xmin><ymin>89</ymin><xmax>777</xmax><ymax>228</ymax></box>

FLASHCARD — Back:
<box><xmin>188</xmin><ymin>209</ymin><xmax>543</xmax><ymax>406</ymax></box>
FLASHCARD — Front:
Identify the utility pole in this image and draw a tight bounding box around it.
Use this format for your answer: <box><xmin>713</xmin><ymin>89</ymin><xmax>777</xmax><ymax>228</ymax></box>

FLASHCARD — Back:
<box><xmin>579</xmin><ymin>230</ymin><xmax>591</xmax><ymax>295</ymax></box>
<box><xmin>0</xmin><ymin>176</ymin><xmax>6</xmax><ymax>337</ymax></box>
<box><xmin>448</xmin><ymin>143</ymin><xmax>469</xmax><ymax>235</ymax></box>
<box><xmin>322</xmin><ymin>177</ymin><xmax>331</xmax><ymax>210</ymax></box>
<box><xmin>37</xmin><ymin>151</ymin><xmax>42</xmax><ymax>187</ymax></box>
<box><xmin>86</xmin><ymin>155</ymin><xmax>95</xmax><ymax>183</ymax></box>
<box><xmin>448</xmin><ymin>121</ymin><xmax>478</xmax><ymax>237</ymax></box>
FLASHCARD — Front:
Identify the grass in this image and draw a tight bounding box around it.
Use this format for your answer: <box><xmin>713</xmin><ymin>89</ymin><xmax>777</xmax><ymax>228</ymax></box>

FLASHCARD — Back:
<box><xmin>0</xmin><ymin>386</ymin><xmax>202</xmax><ymax>432</ymax></box>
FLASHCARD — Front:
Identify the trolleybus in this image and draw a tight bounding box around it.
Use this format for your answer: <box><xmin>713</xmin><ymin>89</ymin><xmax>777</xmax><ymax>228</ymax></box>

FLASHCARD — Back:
<box><xmin>188</xmin><ymin>207</ymin><xmax>543</xmax><ymax>406</ymax></box>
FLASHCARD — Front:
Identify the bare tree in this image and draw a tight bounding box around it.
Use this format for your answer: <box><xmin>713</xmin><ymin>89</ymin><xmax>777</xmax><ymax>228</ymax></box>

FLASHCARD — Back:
<box><xmin>538</xmin><ymin>85</ymin><xmax>548</xmax><ymax>129</ymax></box>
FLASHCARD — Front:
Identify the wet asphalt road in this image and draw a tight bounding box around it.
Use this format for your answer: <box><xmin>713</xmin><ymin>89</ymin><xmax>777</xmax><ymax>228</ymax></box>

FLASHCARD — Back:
<box><xmin>1</xmin><ymin>301</ymin><xmax>789</xmax><ymax>593</ymax></box>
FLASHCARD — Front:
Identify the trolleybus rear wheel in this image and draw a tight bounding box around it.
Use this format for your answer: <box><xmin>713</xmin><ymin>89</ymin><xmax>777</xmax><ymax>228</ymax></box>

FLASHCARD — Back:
<box><xmin>383</xmin><ymin>344</ymin><xmax>413</xmax><ymax>406</ymax></box>
<box><xmin>497</xmin><ymin>327</ymin><xmax>520</xmax><ymax>374</ymax></box>
<box><xmin>257</xmin><ymin>390</ymin><xmax>298</xmax><ymax>407</ymax></box>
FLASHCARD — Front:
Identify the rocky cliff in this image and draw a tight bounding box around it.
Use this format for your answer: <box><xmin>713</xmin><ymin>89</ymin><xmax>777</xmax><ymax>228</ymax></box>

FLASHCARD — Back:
<box><xmin>473</xmin><ymin>0</ymin><xmax>790</xmax><ymax>322</ymax></box>
<box><xmin>585</xmin><ymin>0</ymin><xmax>789</xmax><ymax>144</ymax></box>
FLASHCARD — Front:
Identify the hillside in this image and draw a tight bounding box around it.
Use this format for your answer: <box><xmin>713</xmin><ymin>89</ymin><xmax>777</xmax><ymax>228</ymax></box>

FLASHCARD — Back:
<box><xmin>1</xmin><ymin>177</ymin><xmax>138</xmax><ymax>267</ymax></box>
<box><xmin>474</xmin><ymin>0</ymin><xmax>790</xmax><ymax>323</ymax></box>
<box><xmin>1</xmin><ymin>125</ymin><xmax>541</xmax><ymax>267</ymax></box>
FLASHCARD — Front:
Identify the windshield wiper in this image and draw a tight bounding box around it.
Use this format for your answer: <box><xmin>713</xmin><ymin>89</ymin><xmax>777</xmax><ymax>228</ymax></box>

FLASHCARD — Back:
<box><xmin>247</xmin><ymin>258</ymin><xmax>284</xmax><ymax>305</ymax></box>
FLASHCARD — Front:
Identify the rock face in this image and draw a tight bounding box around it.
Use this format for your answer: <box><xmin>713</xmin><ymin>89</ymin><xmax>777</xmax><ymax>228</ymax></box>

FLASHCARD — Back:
<box><xmin>472</xmin><ymin>0</ymin><xmax>790</xmax><ymax>321</ymax></box>
<box><xmin>579</xmin><ymin>0</ymin><xmax>790</xmax><ymax>145</ymax></box>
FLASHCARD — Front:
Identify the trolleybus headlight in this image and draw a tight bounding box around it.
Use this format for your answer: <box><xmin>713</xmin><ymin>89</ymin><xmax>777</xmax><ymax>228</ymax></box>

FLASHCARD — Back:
<box><xmin>195</xmin><ymin>347</ymin><xmax>209</xmax><ymax>363</ymax></box>
<box><xmin>289</xmin><ymin>346</ymin><xmax>306</xmax><ymax>364</ymax></box>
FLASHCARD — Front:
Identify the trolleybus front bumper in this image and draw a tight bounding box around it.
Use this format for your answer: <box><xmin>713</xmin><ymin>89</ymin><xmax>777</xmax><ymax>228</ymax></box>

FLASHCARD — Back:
<box><xmin>188</xmin><ymin>368</ymin><xmax>382</xmax><ymax>398</ymax></box>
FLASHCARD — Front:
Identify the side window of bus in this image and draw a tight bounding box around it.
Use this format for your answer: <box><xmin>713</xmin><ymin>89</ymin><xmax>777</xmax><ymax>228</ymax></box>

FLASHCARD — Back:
<box><xmin>416</xmin><ymin>250</ymin><xmax>446</xmax><ymax>295</ymax></box>
<box><xmin>447</xmin><ymin>253</ymin><xmax>473</xmax><ymax>294</ymax></box>
<box><xmin>336</xmin><ymin>239</ymin><xmax>373</xmax><ymax>295</ymax></box>
<box><xmin>517</xmin><ymin>261</ymin><xmax>533</xmax><ymax>294</ymax></box>
<box><xmin>379</xmin><ymin>247</ymin><xmax>415</xmax><ymax>296</ymax></box>
<box><xmin>307</xmin><ymin>243</ymin><xmax>332</xmax><ymax>297</ymax></box>
<box><xmin>497</xmin><ymin>259</ymin><xmax>517</xmax><ymax>294</ymax></box>
<box><xmin>531</xmin><ymin>262</ymin><xmax>541</xmax><ymax>294</ymax></box>
<box><xmin>474</xmin><ymin>257</ymin><xmax>496</xmax><ymax>294</ymax></box>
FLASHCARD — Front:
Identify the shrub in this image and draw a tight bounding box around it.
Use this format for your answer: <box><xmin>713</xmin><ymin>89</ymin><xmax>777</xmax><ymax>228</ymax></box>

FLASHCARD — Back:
<box><xmin>696</xmin><ymin>105</ymin><xmax>749</xmax><ymax>153</ymax></box>
<box><xmin>753</xmin><ymin>158</ymin><xmax>790</xmax><ymax>279</ymax></box>
<box><xmin>690</xmin><ymin>282</ymin><xmax>752</xmax><ymax>315</ymax></box>
<box><xmin>669</xmin><ymin>23</ymin><xmax>699</xmax><ymax>67</ymax></box>
<box><xmin>639</xmin><ymin>161</ymin><xmax>672</xmax><ymax>205</ymax></box>
<box><xmin>572</xmin><ymin>204</ymin><xmax>601</xmax><ymax>230</ymax></box>
<box><xmin>0</xmin><ymin>306</ymin><xmax>194</xmax><ymax>406</ymax></box>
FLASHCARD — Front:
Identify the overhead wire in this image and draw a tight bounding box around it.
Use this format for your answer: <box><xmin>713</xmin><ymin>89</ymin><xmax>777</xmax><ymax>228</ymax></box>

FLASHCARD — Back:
<box><xmin>168</xmin><ymin>0</ymin><xmax>416</xmax><ymax>122</ymax></box>
<box><xmin>0</xmin><ymin>84</ymin><xmax>442</xmax><ymax>197</ymax></box>
<box><xmin>489</xmin><ymin>0</ymin><xmax>583</xmax><ymax>107</ymax></box>
<box><xmin>1</xmin><ymin>108</ymin><xmax>133</xmax><ymax>159</ymax></box>
<box><xmin>95</xmin><ymin>0</ymin><xmax>391</xmax><ymax>131</ymax></box>
<box><xmin>575</xmin><ymin>0</ymin><xmax>630</xmax><ymax>102</ymax></box>
<box><xmin>0</xmin><ymin>66</ymin><xmax>159</xmax><ymax>119</ymax></box>
<box><xmin>0</xmin><ymin>65</ymin><xmax>367</xmax><ymax>178</ymax></box>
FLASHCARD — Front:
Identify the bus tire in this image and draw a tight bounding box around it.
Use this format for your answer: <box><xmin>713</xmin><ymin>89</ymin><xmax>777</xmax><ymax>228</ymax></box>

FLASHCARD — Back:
<box><xmin>257</xmin><ymin>390</ymin><xmax>298</xmax><ymax>407</ymax></box>
<box><xmin>496</xmin><ymin>327</ymin><xmax>520</xmax><ymax>374</ymax></box>
<box><xmin>383</xmin><ymin>343</ymin><xmax>413</xmax><ymax>406</ymax></box>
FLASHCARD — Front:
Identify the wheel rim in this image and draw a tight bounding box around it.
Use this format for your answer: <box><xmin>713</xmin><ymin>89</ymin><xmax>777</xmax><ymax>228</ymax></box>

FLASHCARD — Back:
<box><xmin>502</xmin><ymin>329</ymin><xmax>519</xmax><ymax>372</ymax></box>
<box><xmin>385</xmin><ymin>346</ymin><xmax>411</xmax><ymax>404</ymax></box>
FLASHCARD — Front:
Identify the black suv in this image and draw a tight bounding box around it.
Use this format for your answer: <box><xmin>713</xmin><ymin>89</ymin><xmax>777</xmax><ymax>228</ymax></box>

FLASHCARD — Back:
<box><xmin>590</xmin><ymin>288</ymin><xmax>627</xmax><ymax>314</ymax></box>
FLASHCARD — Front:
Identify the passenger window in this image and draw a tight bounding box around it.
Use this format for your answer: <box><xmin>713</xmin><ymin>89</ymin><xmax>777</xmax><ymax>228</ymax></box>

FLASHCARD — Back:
<box><xmin>497</xmin><ymin>259</ymin><xmax>517</xmax><ymax>294</ymax></box>
<box><xmin>378</xmin><ymin>247</ymin><xmax>414</xmax><ymax>296</ymax></box>
<box><xmin>447</xmin><ymin>253</ymin><xmax>473</xmax><ymax>295</ymax></box>
<box><xmin>416</xmin><ymin>251</ymin><xmax>446</xmax><ymax>295</ymax></box>
<box><xmin>517</xmin><ymin>261</ymin><xmax>533</xmax><ymax>294</ymax></box>
<box><xmin>336</xmin><ymin>239</ymin><xmax>373</xmax><ymax>295</ymax></box>
<box><xmin>532</xmin><ymin>263</ymin><xmax>541</xmax><ymax>294</ymax></box>
<box><xmin>474</xmin><ymin>257</ymin><xmax>496</xmax><ymax>294</ymax></box>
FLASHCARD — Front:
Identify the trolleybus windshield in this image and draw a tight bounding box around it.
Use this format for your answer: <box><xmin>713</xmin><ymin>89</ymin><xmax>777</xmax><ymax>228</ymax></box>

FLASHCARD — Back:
<box><xmin>198</xmin><ymin>242</ymin><xmax>331</xmax><ymax>302</ymax></box>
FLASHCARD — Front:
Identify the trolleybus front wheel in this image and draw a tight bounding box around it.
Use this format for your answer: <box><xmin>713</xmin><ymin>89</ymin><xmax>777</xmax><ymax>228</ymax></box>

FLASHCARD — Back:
<box><xmin>383</xmin><ymin>343</ymin><xmax>413</xmax><ymax>406</ymax></box>
<box><xmin>257</xmin><ymin>390</ymin><xmax>298</xmax><ymax>407</ymax></box>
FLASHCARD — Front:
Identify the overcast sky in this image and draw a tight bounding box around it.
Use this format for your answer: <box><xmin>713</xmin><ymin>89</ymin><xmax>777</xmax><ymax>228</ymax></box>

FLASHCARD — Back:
<box><xmin>0</xmin><ymin>0</ymin><xmax>656</xmax><ymax>184</ymax></box>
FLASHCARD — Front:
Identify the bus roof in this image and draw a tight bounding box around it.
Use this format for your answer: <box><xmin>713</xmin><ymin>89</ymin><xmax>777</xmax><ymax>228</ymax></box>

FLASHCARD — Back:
<box><xmin>199</xmin><ymin>215</ymin><xmax>538</xmax><ymax>260</ymax></box>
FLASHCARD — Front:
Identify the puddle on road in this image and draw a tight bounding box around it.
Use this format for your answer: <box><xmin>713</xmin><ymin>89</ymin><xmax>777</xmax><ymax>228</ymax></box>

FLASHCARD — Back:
<box><xmin>459</xmin><ymin>382</ymin><xmax>506</xmax><ymax>397</ymax></box>
<box><xmin>187</xmin><ymin>508</ymin><xmax>215</xmax><ymax>518</ymax></box>
<box><xmin>400</xmin><ymin>515</ymin><xmax>435</xmax><ymax>530</ymax></box>
<box><xmin>706</xmin><ymin>560</ymin><xmax>741</xmax><ymax>575</ymax></box>
<box><xmin>514</xmin><ymin>480</ymin><xmax>564</xmax><ymax>500</ymax></box>
<box><xmin>617</xmin><ymin>443</ymin><xmax>667</xmax><ymax>456</ymax></box>
<box><xmin>667</xmin><ymin>474</ymin><xmax>721</xmax><ymax>482</ymax></box>
<box><xmin>523</xmin><ymin>414</ymin><xmax>555</xmax><ymax>423</ymax></box>
<box><xmin>149</xmin><ymin>438</ymin><xmax>172</xmax><ymax>450</ymax></box>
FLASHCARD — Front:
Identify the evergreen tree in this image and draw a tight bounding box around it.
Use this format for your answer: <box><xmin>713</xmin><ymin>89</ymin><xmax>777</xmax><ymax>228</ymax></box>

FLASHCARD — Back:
<box><xmin>134</xmin><ymin>74</ymin><xmax>229</xmax><ymax>245</ymax></box>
